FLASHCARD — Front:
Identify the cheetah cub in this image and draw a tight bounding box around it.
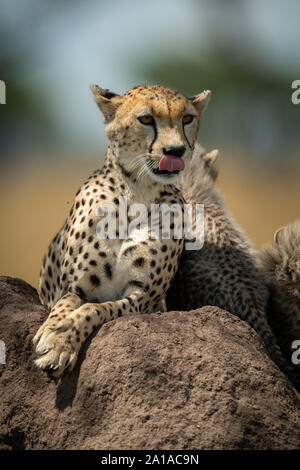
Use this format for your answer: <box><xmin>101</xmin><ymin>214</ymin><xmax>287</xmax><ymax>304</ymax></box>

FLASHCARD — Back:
<box><xmin>168</xmin><ymin>149</ymin><xmax>300</xmax><ymax>390</ymax></box>
<box><xmin>33</xmin><ymin>85</ymin><xmax>211</xmax><ymax>376</ymax></box>
<box><xmin>256</xmin><ymin>221</ymin><xmax>300</xmax><ymax>366</ymax></box>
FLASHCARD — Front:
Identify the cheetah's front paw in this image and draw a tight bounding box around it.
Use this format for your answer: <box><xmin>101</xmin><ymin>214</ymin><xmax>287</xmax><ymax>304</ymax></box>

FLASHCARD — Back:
<box><xmin>34</xmin><ymin>326</ymin><xmax>80</xmax><ymax>377</ymax></box>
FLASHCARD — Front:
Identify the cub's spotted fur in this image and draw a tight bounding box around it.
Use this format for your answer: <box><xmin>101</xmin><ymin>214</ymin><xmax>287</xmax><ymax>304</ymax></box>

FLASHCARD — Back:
<box><xmin>168</xmin><ymin>148</ymin><xmax>300</xmax><ymax>390</ymax></box>
<box><xmin>256</xmin><ymin>221</ymin><xmax>300</xmax><ymax>366</ymax></box>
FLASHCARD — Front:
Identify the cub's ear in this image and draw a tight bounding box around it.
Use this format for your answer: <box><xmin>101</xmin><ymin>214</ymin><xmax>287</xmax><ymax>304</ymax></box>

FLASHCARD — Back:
<box><xmin>274</xmin><ymin>226</ymin><xmax>285</xmax><ymax>245</ymax></box>
<box><xmin>90</xmin><ymin>85</ymin><xmax>121</xmax><ymax>122</ymax></box>
<box><xmin>202</xmin><ymin>149</ymin><xmax>220</xmax><ymax>182</ymax></box>
<box><xmin>202</xmin><ymin>149</ymin><xmax>219</xmax><ymax>166</ymax></box>
<box><xmin>189</xmin><ymin>90</ymin><xmax>211</xmax><ymax>117</ymax></box>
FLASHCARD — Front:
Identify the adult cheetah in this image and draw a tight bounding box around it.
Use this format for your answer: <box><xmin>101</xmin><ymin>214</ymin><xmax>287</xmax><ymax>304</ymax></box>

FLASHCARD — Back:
<box><xmin>33</xmin><ymin>84</ymin><xmax>211</xmax><ymax>376</ymax></box>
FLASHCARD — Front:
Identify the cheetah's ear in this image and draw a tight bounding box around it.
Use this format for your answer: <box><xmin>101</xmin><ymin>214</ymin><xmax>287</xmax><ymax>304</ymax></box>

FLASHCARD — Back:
<box><xmin>189</xmin><ymin>90</ymin><xmax>211</xmax><ymax>117</ymax></box>
<box><xmin>90</xmin><ymin>85</ymin><xmax>121</xmax><ymax>123</ymax></box>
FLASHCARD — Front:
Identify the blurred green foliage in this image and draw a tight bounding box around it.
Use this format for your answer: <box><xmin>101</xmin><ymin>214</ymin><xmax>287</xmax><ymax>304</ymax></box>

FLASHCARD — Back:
<box><xmin>0</xmin><ymin>0</ymin><xmax>82</xmax><ymax>157</ymax></box>
<box><xmin>0</xmin><ymin>0</ymin><xmax>299</xmax><ymax>166</ymax></box>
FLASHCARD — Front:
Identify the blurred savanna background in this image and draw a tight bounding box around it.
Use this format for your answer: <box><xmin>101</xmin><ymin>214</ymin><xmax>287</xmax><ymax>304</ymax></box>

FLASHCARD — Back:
<box><xmin>0</xmin><ymin>0</ymin><xmax>299</xmax><ymax>288</ymax></box>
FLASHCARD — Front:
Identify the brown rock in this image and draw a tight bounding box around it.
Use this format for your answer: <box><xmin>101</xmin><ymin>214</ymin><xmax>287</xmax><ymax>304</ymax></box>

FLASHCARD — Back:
<box><xmin>0</xmin><ymin>276</ymin><xmax>299</xmax><ymax>450</ymax></box>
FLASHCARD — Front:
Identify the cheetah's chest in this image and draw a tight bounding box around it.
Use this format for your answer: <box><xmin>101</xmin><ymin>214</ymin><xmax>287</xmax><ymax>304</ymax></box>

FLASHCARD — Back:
<box><xmin>75</xmin><ymin>224</ymin><xmax>182</xmax><ymax>304</ymax></box>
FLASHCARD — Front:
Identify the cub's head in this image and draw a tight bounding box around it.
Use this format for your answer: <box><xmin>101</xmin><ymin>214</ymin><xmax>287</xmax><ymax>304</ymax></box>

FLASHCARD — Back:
<box><xmin>257</xmin><ymin>221</ymin><xmax>300</xmax><ymax>299</ymax></box>
<box><xmin>91</xmin><ymin>84</ymin><xmax>210</xmax><ymax>184</ymax></box>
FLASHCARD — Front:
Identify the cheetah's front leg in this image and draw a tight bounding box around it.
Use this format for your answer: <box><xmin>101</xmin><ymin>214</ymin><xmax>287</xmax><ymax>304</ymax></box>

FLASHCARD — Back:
<box><xmin>33</xmin><ymin>290</ymin><xmax>142</xmax><ymax>377</ymax></box>
<box><xmin>33</xmin><ymin>292</ymin><xmax>82</xmax><ymax>374</ymax></box>
<box><xmin>33</xmin><ymin>293</ymin><xmax>82</xmax><ymax>345</ymax></box>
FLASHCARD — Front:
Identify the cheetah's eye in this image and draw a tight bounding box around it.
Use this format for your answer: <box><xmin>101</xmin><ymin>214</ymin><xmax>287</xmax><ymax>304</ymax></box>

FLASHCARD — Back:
<box><xmin>182</xmin><ymin>114</ymin><xmax>194</xmax><ymax>125</ymax></box>
<box><xmin>138</xmin><ymin>115</ymin><xmax>154</xmax><ymax>126</ymax></box>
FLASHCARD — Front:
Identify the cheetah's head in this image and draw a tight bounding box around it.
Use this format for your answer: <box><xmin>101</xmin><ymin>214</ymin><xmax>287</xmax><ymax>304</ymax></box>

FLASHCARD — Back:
<box><xmin>91</xmin><ymin>84</ymin><xmax>210</xmax><ymax>184</ymax></box>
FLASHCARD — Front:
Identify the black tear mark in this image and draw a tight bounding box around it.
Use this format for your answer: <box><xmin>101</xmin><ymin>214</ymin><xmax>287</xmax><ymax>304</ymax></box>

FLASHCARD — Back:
<box><xmin>182</xmin><ymin>123</ymin><xmax>193</xmax><ymax>150</ymax></box>
<box><xmin>149</xmin><ymin>121</ymin><xmax>158</xmax><ymax>154</ymax></box>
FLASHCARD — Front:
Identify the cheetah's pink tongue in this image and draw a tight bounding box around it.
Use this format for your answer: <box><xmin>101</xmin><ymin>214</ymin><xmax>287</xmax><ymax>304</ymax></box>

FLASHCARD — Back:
<box><xmin>159</xmin><ymin>155</ymin><xmax>185</xmax><ymax>172</ymax></box>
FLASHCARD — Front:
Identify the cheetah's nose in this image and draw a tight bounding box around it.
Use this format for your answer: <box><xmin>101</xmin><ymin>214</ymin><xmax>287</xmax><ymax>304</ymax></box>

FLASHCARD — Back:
<box><xmin>163</xmin><ymin>145</ymin><xmax>186</xmax><ymax>158</ymax></box>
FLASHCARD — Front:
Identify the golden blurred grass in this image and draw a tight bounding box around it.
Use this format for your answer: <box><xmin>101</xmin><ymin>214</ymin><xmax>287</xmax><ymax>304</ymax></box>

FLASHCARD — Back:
<box><xmin>0</xmin><ymin>156</ymin><xmax>299</xmax><ymax>288</ymax></box>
